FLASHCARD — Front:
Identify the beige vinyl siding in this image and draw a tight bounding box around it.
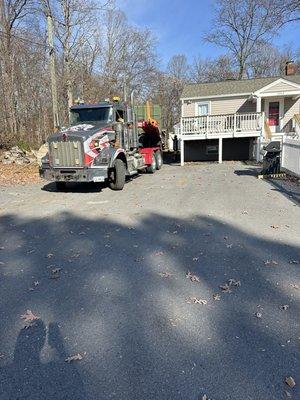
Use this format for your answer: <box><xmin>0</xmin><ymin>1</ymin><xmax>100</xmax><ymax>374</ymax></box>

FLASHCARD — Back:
<box><xmin>263</xmin><ymin>81</ymin><xmax>298</xmax><ymax>93</ymax></box>
<box><xmin>182</xmin><ymin>101</ymin><xmax>197</xmax><ymax>117</ymax></box>
<box><xmin>211</xmin><ymin>97</ymin><xmax>255</xmax><ymax>115</ymax></box>
<box><xmin>182</xmin><ymin>96</ymin><xmax>255</xmax><ymax>117</ymax></box>
<box><xmin>283</xmin><ymin>98</ymin><xmax>300</xmax><ymax>128</ymax></box>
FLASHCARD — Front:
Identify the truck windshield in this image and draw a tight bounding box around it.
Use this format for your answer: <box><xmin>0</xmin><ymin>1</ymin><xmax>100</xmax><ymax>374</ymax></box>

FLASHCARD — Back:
<box><xmin>70</xmin><ymin>107</ymin><xmax>112</xmax><ymax>124</ymax></box>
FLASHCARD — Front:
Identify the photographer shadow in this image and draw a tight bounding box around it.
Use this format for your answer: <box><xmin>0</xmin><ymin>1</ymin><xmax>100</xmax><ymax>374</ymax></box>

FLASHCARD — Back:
<box><xmin>0</xmin><ymin>320</ymin><xmax>88</xmax><ymax>400</ymax></box>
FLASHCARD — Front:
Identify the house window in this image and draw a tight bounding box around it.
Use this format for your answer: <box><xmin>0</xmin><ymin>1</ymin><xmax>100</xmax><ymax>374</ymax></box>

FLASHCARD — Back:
<box><xmin>197</xmin><ymin>102</ymin><xmax>210</xmax><ymax>116</ymax></box>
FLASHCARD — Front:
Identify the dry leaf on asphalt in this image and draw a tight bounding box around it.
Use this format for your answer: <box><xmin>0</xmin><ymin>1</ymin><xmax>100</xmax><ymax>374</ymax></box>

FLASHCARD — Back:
<box><xmin>65</xmin><ymin>353</ymin><xmax>84</xmax><ymax>363</ymax></box>
<box><xmin>46</xmin><ymin>253</ymin><xmax>54</xmax><ymax>258</ymax></box>
<box><xmin>285</xmin><ymin>376</ymin><xmax>296</xmax><ymax>388</ymax></box>
<box><xmin>270</xmin><ymin>225</ymin><xmax>279</xmax><ymax>229</ymax></box>
<box><xmin>158</xmin><ymin>271</ymin><xmax>173</xmax><ymax>278</ymax></box>
<box><xmin>264</xmin><ymin>260</ymin><xmax>278</xmax><ymax>266</ymax></box>
<box><xmin>187</xmin><ymin>297</ymin><xmax>207</xmax><ymax>305</ymax></box>
<box><xmin>186</xmin><ymin>271</ymin><xmax>201</xmax><ymax>283</ymax></box>
<box><xmin>290</xmin><ymin>283</ymin><xmax>299</xmax><ymax>290</ymax></box>
<box><xmin>228</xmin><ymin>278</ymin><xmax>241</xmax><ymax>287</ymax></box>
<box><xmin>280</xmin><ymin>305</ymin><xmax>289</xmax><ymax>311</ymax></box>
<box><xmin>21</xmin><ymin>310</ymin><xmax>39</xmax><ymax>328</ymax></box>
<box><xmin>213</xmin><ymin>293</ymin><xmax>221</xmax><ymax>301</ymax></box>
<box><xmin>219</xmin><ymin>284</ymin><xmax>232</xmax><ymax>293</ymax></box>
<box><xmin>50</xmin><ymin>268</ymin><xmax>61</xmax><ymax>279</ymax></box>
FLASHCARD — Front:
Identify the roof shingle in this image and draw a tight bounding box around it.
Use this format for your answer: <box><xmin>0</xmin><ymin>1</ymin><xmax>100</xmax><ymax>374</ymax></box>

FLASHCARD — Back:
<box><xmin>181</xmin><ymin>75</ymin><xmax>300</xmax><ymax>98</ymax></box>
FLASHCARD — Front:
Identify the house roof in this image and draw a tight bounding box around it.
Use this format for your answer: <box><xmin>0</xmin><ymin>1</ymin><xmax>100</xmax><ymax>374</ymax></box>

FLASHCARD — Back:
<box><xmin>181</xmin><ymin>75</ymin><xmax>300</xmax><ymax>99</ymax></box>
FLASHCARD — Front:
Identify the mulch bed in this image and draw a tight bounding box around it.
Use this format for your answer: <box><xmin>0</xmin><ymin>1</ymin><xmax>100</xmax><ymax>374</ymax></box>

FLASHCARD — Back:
<box><xmin>0</xmin><ymin>162</ymin><xmax>42</xmax><ymax>186</ymax></box>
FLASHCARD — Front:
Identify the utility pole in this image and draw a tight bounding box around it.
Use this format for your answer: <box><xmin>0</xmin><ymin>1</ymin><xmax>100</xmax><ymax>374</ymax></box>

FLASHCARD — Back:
<box><xmin>46</xmin><ymin>11</ymin><xmax>60</xmax><ymax>130</ymax></box>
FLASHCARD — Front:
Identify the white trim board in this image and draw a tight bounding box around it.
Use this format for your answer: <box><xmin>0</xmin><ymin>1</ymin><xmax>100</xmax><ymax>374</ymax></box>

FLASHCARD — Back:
<box><xmin>254</xmin><ymin>78</ymin><xmax>300</xmax><ymax>96</ymax></box>
<box><xmin>181</xmin><ymin>93</ymin><xmax>251</xmax><ymax>101</ymax></box>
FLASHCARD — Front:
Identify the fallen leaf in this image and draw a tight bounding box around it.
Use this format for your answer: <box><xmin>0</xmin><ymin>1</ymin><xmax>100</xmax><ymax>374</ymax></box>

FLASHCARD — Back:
<box><xmin>280</xmin><ymin>305</ymin><xmax>289</xmax><ymax>311</ymax></box>
<box><xmin>255</xmin><ymin>312</ymin><xmax>262</xmax><ymax>318</ymax></box>
<box><xmin>289</xmin><ymin>260</ymin><xmax>299</xmax><ymax>264</ymax></box>
<box><xmin>50</xmin><ymin>268</ymin><xmax>61</xmax><ymax>279</ymax></box>
<box><xmin>65</xmin><ymin>353</ymin><xmax>84</xmax><ymax>363</ymax></box>
<box><xmin>46</xmin><ymin>253</ymin><xmax>54</xmax><ymax>258</ymax></box>
<box><xmin>290</xmin><ymin>283</ymin><xmax>299</xmax><ymax>290</ymax></box>
<box><xmin>186</xmin><ymin>271</ymin><xmax>200</xmax><ymax>283</ymax></box>
<box><xmin>187</xmin><ymin>297</ymin><xmax>207</xmax><ymax>305</ymax></box>
<box><xmin>285</xmin><ymin>376</ymin><xmax>296</xmax><ymax>388</ymax></box>
<box><xmin>264</xmin><ymin>260</ymin><xmax>278</xmax><ymax>266</ymax></box>
<box><xmin>193</xmin><ymin>257</ymin><xmax>199</xmax><ymax>261</ymax></box>
<box><xmin>27</xmin><ymin>249</ymin><xmax>35</xmax><ymax>254</ymax></box>
<box><xmin>219</xmin><ymin>284</ymin><xmax>232</xmax><ymax>293</ymax></box>
<box><xmin>21</xmin><ymin>310</ymin><xmax>39</xmax><ymax>328</ymax></box>
<box><xmin>158</xmin><ymin>271</ymin><xmax>173</xmax><ymax>278</ymax></box>
<box><xmin>169</xmin><ymin>318</ymin><xmax>180</xmax><ymax>327</ymax></box>
<box><xmin>226</xmin><ymin>244</ymin><xmax>233</xmax><ymax>248</ymax></box>
<box><xmin>213</xmin><ymin>293</ymin><xmax>221</xmax><ymax>301</ymax></box>
<box><xmin>270</xmin><ymin>225</ymin><xmax>279</xmax><ymax>229</ymax></box>
<box><xmin>228</xmin><ymin>278</ymin><xmax>241</xmax><ymax>287</ymax></box>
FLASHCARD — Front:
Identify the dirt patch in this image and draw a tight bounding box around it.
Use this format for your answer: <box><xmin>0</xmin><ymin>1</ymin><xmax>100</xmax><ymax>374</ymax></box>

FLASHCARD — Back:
<box><xmin>0</xmin><ymin>162</ymin><xmax>42</xmax><ymax>186</ymax></box>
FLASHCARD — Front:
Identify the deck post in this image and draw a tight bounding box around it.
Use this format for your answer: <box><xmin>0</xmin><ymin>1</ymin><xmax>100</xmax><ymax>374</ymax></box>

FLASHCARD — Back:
<box><xmin>218</xmin><ymin>137</ymin><xmax>223</xmax><ymax>164</ymax></box>
<box><xmin>180</xmin><ymin>137</ymin><xmax>184</xmax><ymax>166</ymax></box>
<box><xmin>256</xmin><ymin>137</ymin><xmax>261</xmax><ymax>162</ymax></box>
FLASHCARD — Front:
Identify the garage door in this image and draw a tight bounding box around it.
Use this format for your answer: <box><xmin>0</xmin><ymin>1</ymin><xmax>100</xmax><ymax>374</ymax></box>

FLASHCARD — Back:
<box><xmin>184</xmin><ymin>138</ymin><xmax>252</xmax><ymax>162</ymax></box>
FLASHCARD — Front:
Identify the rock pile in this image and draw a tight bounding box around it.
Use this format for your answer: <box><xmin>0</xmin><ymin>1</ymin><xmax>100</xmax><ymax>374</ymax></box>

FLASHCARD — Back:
<box><xmin>0</xmin><ymin>146</ymin><xmax>37</xmax><ymax>165</ymax></box>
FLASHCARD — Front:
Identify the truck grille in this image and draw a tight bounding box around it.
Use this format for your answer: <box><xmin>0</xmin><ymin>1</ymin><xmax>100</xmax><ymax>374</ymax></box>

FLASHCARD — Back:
<box><xmin>49</xmin><ymin>141</ymin><xmax>84</xmax><ymax>168</ymax></box>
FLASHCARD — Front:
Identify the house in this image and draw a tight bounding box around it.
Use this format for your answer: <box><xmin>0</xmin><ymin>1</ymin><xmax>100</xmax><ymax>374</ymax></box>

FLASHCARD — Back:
<box><xmin>180</xmin><ymin>62</ymin><xmax>300</xmax><ymax>165</ymax></box>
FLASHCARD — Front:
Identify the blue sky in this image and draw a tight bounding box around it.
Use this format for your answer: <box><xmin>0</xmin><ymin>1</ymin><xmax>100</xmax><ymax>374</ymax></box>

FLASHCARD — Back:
<box><xmin>117</xmin><ymin>0</ymin><xmax>300</xmax><ymax>68</ymax></box>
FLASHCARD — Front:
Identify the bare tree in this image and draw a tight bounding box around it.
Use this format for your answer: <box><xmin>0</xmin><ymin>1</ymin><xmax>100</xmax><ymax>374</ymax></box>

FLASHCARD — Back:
<box><xmin>272</xmin><ymin>0</ymin><xmax>300</xmax><ymax>26</ymax></box>
<box><xmin>190</xmin><ymin>55</ymin><xmax>236</xmax><ymax>83</ymax></box>
<box><xmin>0</xmin><ymin>0</ymin><xmax>33</xmax><ymax>142</ymax></box>
<box><xmin>204</xmin><ymin>0</ymin><xmax>285</xmax><ymax>79</ymax></box>
<box><xmin>246</xmin><ymin>44</ymin><xmax>298</xmax><ymax>77</ymax></box>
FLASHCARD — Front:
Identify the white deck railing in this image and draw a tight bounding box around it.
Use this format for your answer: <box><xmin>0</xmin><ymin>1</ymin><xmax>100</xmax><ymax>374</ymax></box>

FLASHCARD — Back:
<box><xmin>181</xmin><ymin>112</ymin><xmax>262</xmax><ymax>136</ymax></box>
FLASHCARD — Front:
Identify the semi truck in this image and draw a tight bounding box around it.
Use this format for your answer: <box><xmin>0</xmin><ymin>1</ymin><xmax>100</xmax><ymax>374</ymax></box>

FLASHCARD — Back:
<box><xmin>39</xmin><ymin>97</ymin><xmax>163</xmax><ymax>191</ymax></box>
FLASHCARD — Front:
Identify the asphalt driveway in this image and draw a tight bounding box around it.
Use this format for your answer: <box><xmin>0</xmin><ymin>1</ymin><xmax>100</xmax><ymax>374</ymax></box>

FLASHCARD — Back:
<box><xmin>0</xmin><ymin>162</ymin><xmax>299</xmax><ymax>400</ymax></box>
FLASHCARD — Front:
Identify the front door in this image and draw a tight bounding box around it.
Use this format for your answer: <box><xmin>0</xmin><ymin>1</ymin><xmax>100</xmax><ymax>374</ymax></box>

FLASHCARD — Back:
<box><xmin>265</xmin><ymin>99</ymin><xmax>283</xmax><ymax>133</ymax></box>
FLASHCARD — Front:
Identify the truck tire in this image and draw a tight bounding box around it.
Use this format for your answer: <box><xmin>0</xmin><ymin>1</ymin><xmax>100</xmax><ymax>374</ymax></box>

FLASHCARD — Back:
<box><xmin>146</xmin><ymin>154</ymin><xmax>156</xmax><ymax>173</ymax></box>
<box><xmin>55</xmin><ymin>181</ymin><xmax>66</xmax><ymax>191</ymax></box>
<box><xmin>109</xmin><ymin>158</ymin><xmax>126</xmax><ymax>190</ymax></box>
<box><xmin>155</xmin><ymin>151</ymin><xmax>163</xmax><ymax>170</ymax></box>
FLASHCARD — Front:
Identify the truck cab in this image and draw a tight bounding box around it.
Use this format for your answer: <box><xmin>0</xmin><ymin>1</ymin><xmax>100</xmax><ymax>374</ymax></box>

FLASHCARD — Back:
<box><xmin>40</xmin><ymin>99</ymin><xmax>162</xmax><ymax>190</ymax></box>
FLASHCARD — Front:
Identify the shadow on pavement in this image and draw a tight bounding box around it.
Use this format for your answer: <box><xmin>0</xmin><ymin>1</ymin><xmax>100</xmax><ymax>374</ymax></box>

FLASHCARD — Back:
<box><xmin>0</xmin><ymin>320</ymin><xmax>88</xmax><ymax>400</ymax></box>
<box><xmin>0</xmin><ymin>211</ymin><xmax>299</xmax><ymax>400</ymax></box>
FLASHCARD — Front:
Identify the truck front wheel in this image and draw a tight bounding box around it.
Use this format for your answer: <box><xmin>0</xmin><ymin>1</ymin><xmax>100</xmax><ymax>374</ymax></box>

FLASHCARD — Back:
<box><xmin>108</xmin><ymin>159</ymin><xmax>126</xmax><ymax>190</ymax></box>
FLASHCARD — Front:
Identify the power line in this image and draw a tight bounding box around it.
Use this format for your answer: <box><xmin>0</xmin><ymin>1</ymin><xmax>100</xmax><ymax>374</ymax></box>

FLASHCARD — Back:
<box><xmin>0</xmin><ymin>30</ymin><xmax>48</xmax><ymax>49</ymax></box>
